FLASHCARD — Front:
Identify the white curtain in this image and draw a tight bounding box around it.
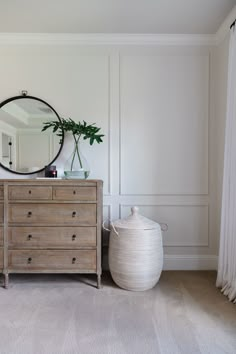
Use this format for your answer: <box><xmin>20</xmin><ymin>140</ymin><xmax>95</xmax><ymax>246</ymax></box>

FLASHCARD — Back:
<box><xmin>216</xmin><ymin>25</ymin><xmax>236</xmax><ymax>303</ymax></box>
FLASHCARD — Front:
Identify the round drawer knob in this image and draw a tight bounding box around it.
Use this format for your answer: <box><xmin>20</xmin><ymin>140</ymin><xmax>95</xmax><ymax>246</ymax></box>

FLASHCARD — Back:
<box><xmin>72</xmin><ymin>234</ymin><xmax>76</xmax><ymax>241</ymax></box>
<box><xmin>27</xmin><ymin>257</ymin><xmax>32</xmax><ymax>264</ymax></box>
<box><xmin>28</xmin><ymin>190</ymin><xmax>32</xmax><ymax>194</ymax></box>
<box><xmin>27</xmin><ymin>211</ymin><xmax>32</xmax><ymax>217</ymax></box>
<box><xmin>72</xmin><ymin>257</ymin><xmax>76</xmax><ymax>264</ymax></box>
<box><xmin>28</xmin><ymin>234</ymin><xmax>32</xmax><ymax>240</ymax></box>
<box><xmin>73</xmin><ymin>190</ymin><xmax>76</xmax><ymax>195</ymax></box>
<box><xmin>72</xmin><ymin>211</ymin><xmax>76</xmax><ymax>217</ymax></box>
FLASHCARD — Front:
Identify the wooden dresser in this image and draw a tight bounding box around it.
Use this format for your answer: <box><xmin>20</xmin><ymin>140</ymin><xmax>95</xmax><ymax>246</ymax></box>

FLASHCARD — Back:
<box><xmin>0</xmin><ymin>179</ymin><xmax>103</xmax><ymax>288</ymax></box>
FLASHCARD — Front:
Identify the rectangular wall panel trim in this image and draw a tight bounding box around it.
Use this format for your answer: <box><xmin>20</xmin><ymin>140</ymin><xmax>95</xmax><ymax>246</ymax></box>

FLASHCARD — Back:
<box><xmin>120</xmin><ymin>204</ymin><xmax>209</xmax><ymax>247</ymax></box>
<box><xmin>120</xmin><ymin>53</ymin><xmax>209</xmax><ymax>196</ymax></box>
<box><xmin>163</xmin><ymin>255</ymin><xmax>217</xmax><ymax>270</ymax></box>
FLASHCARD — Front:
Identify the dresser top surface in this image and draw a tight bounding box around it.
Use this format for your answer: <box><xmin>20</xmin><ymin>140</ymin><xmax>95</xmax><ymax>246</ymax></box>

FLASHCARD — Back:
<box><xmin>0</xmin><ymin>179</ymin><xmax>102</xmax><ymax>186</ymax></box>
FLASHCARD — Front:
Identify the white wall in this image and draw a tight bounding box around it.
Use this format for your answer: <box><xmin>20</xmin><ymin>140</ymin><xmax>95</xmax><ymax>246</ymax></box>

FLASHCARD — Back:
<box><xmin>0</xmin><ymin>39</ymin><xmax>227</xmax><ymax>269</ymax></box>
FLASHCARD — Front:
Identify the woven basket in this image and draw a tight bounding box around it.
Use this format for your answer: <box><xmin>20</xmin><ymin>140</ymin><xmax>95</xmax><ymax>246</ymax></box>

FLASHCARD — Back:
<box><xmin>108</xmin><ymin>207</ymin><xmax>163</xmax><ymax>291</ymax></box>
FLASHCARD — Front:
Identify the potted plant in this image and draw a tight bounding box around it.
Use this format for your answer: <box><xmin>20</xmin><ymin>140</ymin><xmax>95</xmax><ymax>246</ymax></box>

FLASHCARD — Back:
<box><xmin>42</xmin><ymin>118</ymin><xmax>104</xmax><ymax>179</ymax></box>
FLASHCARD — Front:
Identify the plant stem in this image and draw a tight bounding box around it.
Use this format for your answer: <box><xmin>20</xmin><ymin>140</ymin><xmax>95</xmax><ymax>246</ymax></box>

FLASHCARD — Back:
<box><xmin>71</xmin><ymin>134</ymin><xmax>83</xmax><ymax>171</ymax></box>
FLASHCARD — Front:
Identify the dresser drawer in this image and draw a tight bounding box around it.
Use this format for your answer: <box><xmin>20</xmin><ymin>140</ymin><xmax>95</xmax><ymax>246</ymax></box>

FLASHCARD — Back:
<box><xmin>0</xmin><ymin>227</ymin><xmax>3</xmax><ymax>246</ymax></box>
<box><xmin>8</xmin><ymin>186</ymin><xmax>52</xmax><ymax>200</ymax></box>
<box><xmin>8</xmin><ymin>250</ymin><xmax>96</xmax><ymax>271</ymax></box>
<box><xmin>0</xmin><ymin>186</ymin><xmax>3</xmax><ymax>199</ymax></box>
<box><xmin>0</xmin><ymin>204</ymin><xmax>3</xmax><ymax>223</ymax></box>
<box><xmin>8</xmin><ymin>204</ymin><xmax>96</xmax><ymax>225</ymax></box>
<box><xmin>8</xmin><ymin>226</ymin><xmax>96</xmax><ymax>248</ymax></box>
<box><xmin>0</xmin><ymin>248</ymin><xmax>3</xmax><ymax>268</ymax></box>
<box><xmin>53</xmin><ymin>186</ymin><xmax>96</xmax><ymax>201</ymax></box>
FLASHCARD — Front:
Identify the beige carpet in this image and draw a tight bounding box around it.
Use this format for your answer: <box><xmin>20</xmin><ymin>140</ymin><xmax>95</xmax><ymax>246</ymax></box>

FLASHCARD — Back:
<box><xmin>0</xmin><ymin>271</ymin><xmax>236</xmax><ymax>354</ymax></box>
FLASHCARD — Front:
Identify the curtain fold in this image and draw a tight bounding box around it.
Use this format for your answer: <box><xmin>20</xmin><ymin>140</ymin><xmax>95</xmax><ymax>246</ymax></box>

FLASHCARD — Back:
<box><xmin>216</xmin><ymin>26</ymin><xmax>236</xmax><ymax>303</ymax></box>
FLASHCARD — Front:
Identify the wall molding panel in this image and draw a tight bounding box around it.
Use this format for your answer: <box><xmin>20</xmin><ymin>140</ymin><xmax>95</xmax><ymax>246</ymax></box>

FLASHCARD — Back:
<box><xmin>120</xmin><ymin>204</ymin><xmax>209</xmax><ymax>247</ymax></box>
<box><xmin>163</xmin><ymin>255</ymin><xmax>218</xmax><ymax>270</ymax></box>
<box><xmin>119</xmin><ymin>52</ymin><xmax>209</xmax><ymax>196</ymax></box>
<box><xmin>0</xmin><ymin>33</ymin><xmax>216</xmax><ymax>46</ymax></box>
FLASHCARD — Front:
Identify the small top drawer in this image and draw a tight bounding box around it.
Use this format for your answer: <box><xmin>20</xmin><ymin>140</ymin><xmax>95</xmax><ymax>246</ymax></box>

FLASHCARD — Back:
<box><xmin>53</xmin><ymin>186</ymin><xmax>96</xmax><ymax>201</ymax></box>
<box><xmin>0</xmin><ymin>186</ymin><xmax>3</xmax><ymax>199</ymax></box>
<box><xmin>8</xmin><ymin>186</ymin><xmax>52</xmax><ymax>200</ymax></box>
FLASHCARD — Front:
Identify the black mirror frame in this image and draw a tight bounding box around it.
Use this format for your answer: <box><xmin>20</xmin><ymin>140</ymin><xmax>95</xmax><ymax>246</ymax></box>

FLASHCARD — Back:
<box><xmin>0</xmin><ymin>94</ymin><xmax>64</xmax><ymax>175</ymax></box>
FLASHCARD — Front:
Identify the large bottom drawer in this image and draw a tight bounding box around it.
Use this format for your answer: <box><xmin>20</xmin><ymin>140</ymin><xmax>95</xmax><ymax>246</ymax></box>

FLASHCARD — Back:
<box><xmin>0</xmin><ymin>248</ymin><xmax>3</xmax><ymax>268</ymax></box>
<box><xmin>8</xmin><ymin>250</ymin><xmax>96</xmax><ymax>271</ymax></box>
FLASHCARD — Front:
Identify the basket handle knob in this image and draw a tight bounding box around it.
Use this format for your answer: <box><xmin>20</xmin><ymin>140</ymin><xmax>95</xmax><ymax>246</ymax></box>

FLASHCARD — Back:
<box><xmin>160</xmin><ymin>223</ymin><xmax>168</xmax><ymax>232</ymax></box>
<box><xmin>131</xmin><ymin>206</ymin><xmax>139</xmax><ymax>215</ymax></box>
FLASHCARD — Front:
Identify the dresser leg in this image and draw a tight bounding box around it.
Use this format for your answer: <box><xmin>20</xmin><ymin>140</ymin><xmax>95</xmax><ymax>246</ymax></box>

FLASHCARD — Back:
<box><xmin>97</xmin><ymin>274</ymin><xmax>101</xmax><ymax>289</ymax></box>
<box><xmin>4</xmin><ymin>273</ymin><xmax>9</xmax><ymax>289</ymax></box>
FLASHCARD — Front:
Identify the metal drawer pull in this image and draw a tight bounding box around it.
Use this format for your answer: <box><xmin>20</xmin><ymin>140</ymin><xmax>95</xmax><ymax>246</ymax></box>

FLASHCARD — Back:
<box><xmin>72</xmin><ymin>257</ymin><xmax>76</xmax><ymax>264</ymax></box>
<box><xmin>72</xmin><ymin>234</ymin><xmax>76</xmax><ymax>241</ymax></box>
<box><xmin>28</xmin><ymin>234</ymin><xmax>32</xmax><ymax>240</ymax></box>
<box><xmin>28</xmin><ymin>190</ymin><xmax>32</xmax><ymax>194</ymax></box>
<box><xmin>27</xmin><ymin>257</ymin><xmax>32</xmax><ymax>264</ymax></box>
<box><xmin>27</xmin><ymin>211</ymin><xmax>32</xmax><ymax>217</ymax></box>
<box><xmin>72</xmin><ymin>211</ymin><xmax>76</xmax><ymax>217</ymax></box>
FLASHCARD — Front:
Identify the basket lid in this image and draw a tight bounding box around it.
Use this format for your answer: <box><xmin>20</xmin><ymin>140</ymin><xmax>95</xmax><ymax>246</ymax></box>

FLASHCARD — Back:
<box><xmin>112</xmin><ymin>206</ymin><xmax>160</xmax><ymax>230</ymax></box>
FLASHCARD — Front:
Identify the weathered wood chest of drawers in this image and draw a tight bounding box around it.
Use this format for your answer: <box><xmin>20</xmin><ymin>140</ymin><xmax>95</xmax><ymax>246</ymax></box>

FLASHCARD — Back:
<box><xmin>0</xmin><ymin>179</ymin><xmax>103</xmax><ymax>288</ymax></box>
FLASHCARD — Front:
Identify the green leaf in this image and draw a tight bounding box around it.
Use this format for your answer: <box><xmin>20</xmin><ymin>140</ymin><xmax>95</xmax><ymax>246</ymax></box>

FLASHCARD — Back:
<box><xmin>42</xmin><ymin>117</ymin><xmax>105</xmax><ymax>145</ymax></box>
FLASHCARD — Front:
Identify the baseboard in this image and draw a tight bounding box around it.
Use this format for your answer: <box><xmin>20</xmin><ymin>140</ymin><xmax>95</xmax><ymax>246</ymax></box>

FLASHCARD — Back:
<box><xmin>163</xmin><ymin>255</ymin><xmax>218</xmax><ymax>270</ymax></box>
<box><xmin>103</xmin><ymin>253</ymin><xmax>218</xmax><ymax>271</ymax></box>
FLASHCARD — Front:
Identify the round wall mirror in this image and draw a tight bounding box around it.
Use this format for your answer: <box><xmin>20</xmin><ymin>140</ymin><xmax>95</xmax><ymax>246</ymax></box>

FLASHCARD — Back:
<box><xmin>0</xmin><ymin>94</ymin><xmax>64</xmax><ymax>174</ymax></box>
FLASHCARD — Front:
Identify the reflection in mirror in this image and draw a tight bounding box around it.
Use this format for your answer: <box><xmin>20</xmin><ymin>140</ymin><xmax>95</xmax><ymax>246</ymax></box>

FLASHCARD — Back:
<box><xmin>0</xmin><ymin>95</ymin><xmax>63</xmax><ymax>174</ymax></box>
<box><xmin>2</xmin><ymin>133</ymin><xmax>13</xmax><ymax>168</ymax></box>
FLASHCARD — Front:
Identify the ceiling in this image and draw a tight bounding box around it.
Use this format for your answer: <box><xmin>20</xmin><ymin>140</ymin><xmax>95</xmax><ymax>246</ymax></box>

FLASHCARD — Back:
<box><xmin>0</xmin><ymin>0</ymin><xmax>235</xmax><ymax>34</ymax></box>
